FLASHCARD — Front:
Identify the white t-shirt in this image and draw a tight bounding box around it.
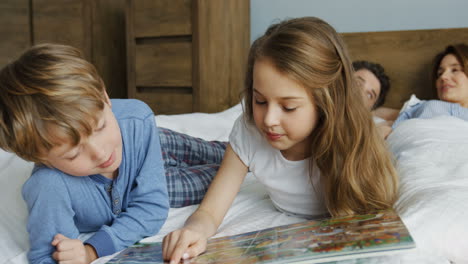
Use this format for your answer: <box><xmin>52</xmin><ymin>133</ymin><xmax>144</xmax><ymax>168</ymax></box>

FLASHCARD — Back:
<box><xmin>229</xmin><ymin>115</ymin><xmax>327</xmax><ymax>218</ymax></box>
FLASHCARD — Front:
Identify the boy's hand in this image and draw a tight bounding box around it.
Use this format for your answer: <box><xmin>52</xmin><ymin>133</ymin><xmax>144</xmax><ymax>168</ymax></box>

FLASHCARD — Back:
<box><xmin>51</xmin><ymin>234</ymin><xmax>98</xmax><ymax>264</ymax></box>
<box><xmin>162</xmin><ymin>228</ymin><xmax>207</xmax><ymax>264</ymax></box>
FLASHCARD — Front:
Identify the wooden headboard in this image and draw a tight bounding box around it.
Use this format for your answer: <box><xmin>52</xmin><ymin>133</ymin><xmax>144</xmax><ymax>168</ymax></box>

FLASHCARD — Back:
<box><xmin>341</xmin><ymin>28</ymin><xmax>468</xmax><ymax>109</ymax></box>
<box><xmin>126</xmin><ymin>17</ymin><xmax>468</xmax><ymax>114</ymax></box>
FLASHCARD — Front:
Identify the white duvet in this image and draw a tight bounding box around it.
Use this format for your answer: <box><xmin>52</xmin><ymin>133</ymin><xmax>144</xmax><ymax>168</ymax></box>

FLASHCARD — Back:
<box><xmin>1</xmin><ymin>104</ymin><xmax>467</xmax><ymax>264</ymax></box>
<box><xmin>389</xmin><ymin>116</ymin><xmax>468</xmax><ymax>263</ymax></box>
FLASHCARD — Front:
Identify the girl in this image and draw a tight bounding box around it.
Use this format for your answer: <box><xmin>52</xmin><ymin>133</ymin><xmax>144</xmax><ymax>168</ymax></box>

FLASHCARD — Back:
<box><xmin>162</xmin><ymin>17</ymin><xmax>399</xmax><ymax>264</ymax></box>
<box><xmin>392</xmin><ymin>44</ymin><xmax>468</xmax><ymax>128</ymax></box>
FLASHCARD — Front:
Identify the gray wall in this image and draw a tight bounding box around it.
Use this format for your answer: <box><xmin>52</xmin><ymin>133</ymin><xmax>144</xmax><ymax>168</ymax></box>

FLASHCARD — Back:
<box><xmin>251</xmin><ymin>0</ymin><xmax>468</xmax><ymax>41</ymax></box>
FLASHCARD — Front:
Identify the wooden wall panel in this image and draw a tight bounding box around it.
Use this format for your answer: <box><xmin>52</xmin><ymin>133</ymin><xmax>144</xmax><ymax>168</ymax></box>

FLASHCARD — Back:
<box><xmin>33</xmin><ymin>0</ymin><xmax>92</xmax><ymax>60</ymax></box>
<box><xmin>134</xmin><ymin>90</ymin><xmax>193</xmax><ymax>115</ymax></box>
<box><xmin>342</xmin><ymin>28</ymin><xmax>468</xmax><ymax>108</ymax></box>
<box><xmin>135</xmin><ymin>40</ymin><xmax>192</xmax><ymax>87</ymax></box>
<box><xmin>32</xmin><ymin>0</ymin><xmax>127</xmax><ymax>99</ymax></box>
<box><xmin>193</xmin><ymin>0</ymin><xmax>250</xmax><ymax>112</ymax></box>
<box><xmin>126</xmin><ymin>0</ymin><xmax>136</xmax><ymax>99</ymax></box>
<box><xmin>134</xmin><ymin>0</ymin><xmax>191</xmax><ymax>38</ymax></box>
<box><xmin>91</xmin><ymin>0</ymin><xmax>127</xmax><ymax>99</ymax></box>
<box><xmin>127</xmin><ymin>0</ymin><xmax>251</xmax><ymax>114</ymax></box>
<box><xmin>0</xmin><ymin>0</ymin><xmax>30</xmax><ymax>67</ymax></box>
<box><xmin>0</xmin><ymin>0</ymin><xmax>251</xmax><ymax>115</ymax></box>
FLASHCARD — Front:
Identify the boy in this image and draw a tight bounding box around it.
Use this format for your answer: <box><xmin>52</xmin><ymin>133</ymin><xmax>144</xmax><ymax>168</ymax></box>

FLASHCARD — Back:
<box><xmin>0</xmin><ymin>44</ymin><xmax>225</xmax><ymax>264</ymax></box>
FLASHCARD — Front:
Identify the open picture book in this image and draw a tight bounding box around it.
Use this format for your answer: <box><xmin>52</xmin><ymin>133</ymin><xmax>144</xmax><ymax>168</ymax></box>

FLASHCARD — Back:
<box><xmin>107</xmin><ymin>210</ymin><xmax>415</xmax><ymax>264</ymax></box>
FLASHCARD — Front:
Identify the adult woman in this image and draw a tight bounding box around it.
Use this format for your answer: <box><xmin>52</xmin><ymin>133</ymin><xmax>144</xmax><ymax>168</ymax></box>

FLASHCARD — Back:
<box><xmin>391</xmin><ymin>44</ymin><xmax>468</xmax><ymax>129</ymax></box>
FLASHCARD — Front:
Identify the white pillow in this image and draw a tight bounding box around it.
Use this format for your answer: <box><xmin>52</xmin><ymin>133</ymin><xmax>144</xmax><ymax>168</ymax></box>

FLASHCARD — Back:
<box><xmin>399</xmin><ymin>94</ymin><xmax>422</xmax><ymax>113</ymax></box>
<box><xmin>0</xmin><ymin>149</ymin><xmax>33</xmax><ymax>264</ymax></box>
<box><xmin>155</xmin><ymin>103</ymin><xmax>242</xmax><ymax>141</ymax></box>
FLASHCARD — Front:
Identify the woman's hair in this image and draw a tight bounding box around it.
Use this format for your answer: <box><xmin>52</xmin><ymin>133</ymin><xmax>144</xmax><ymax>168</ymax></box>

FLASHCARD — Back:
<box><xmin>0</xmin><ymin>43</ymin><xmax>107</xmax><ymax>165</ymax></box>
<box><xmin>431</xmin><ymin>43</ymin><xmax>468</xmax><ymax>91</ymax></box>
<box><xmin>243</xmin><ymin>17</ymin><xmax>398</xmax><ymax>216</ymax></box>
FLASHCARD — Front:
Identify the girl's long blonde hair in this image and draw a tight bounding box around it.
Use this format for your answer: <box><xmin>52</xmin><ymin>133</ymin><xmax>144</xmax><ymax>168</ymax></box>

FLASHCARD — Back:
<box><xmin>243</xmin><ymin>17</ymin><xmax>398</xmax><ymax>216</ymax></box>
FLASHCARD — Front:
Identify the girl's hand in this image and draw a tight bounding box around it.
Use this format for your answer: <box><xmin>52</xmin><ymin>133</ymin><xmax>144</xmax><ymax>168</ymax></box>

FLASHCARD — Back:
<box><xmin>162</xmin><ymin>146</ymin><xmax>248</xmax><ymax>263</ymax></box>
<box><xmin>51</xmin><ymin>234</ymin><xmax>97</xmax><ymax>264</ymax></box>
<box><xmin>162</xmin><ymin>228</ymin><xmax>208</xmax><ymax>264</ymax></box>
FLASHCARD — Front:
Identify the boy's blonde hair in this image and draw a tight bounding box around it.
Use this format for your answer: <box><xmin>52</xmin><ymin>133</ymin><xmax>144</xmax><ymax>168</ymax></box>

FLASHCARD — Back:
<box><xmin>243</xmin><ymin>17</ymin><xmax>398</xmax><ymax>216</ymax></box>
<box><xmin>0</xmin><ymin>43</ymin><xmax>108</xmax><ymax>165</ymax></box>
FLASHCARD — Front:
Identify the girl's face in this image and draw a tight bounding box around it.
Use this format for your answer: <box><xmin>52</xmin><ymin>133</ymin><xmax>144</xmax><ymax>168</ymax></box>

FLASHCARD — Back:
<box><xmin>44</xmin><ymin>101</ymin><xmax>123</xmax><ymax>179</ymax></box>
<box><xmin>436</xmin><ymin>54</ymin><xmax>468</xmax><ymax>107</ymax></box>
<box><xmin>252</xmin><ymin>58</ymin><xmax>319</xmax><ymax>161</ymax></box>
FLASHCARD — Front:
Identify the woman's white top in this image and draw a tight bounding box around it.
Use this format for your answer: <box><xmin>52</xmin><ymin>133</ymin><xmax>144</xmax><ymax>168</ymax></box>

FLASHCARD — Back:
<box><xmin>229</xmin><ymin>115</ymin><xmax>327</xmax><ymax>218</ymax></box>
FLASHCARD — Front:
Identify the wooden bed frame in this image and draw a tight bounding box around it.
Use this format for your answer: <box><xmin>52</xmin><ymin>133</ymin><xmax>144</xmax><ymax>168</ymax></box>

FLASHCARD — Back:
<box><xmin>127</xmin><ymin>23</ymin><xmax>468</xmax><ymax>114</ymax></box>
<box><xmin>342</xmin><ymin>27</ymin><xmax>468</xmax><ymax>109</ymax></box>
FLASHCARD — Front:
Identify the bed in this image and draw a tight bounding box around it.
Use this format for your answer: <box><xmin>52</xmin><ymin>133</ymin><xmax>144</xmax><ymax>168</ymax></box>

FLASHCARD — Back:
<box><xmin>2</xmin><ymin>27</ymin><xmax>468</xmax><ymax>264</ymax></box>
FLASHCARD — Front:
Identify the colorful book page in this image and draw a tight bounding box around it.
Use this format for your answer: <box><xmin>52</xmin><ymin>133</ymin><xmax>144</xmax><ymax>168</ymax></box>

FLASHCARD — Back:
<box><xmin>107</xmin><ymin>210</ymin><xmax>415</xmax><ymax>264</ymax></box>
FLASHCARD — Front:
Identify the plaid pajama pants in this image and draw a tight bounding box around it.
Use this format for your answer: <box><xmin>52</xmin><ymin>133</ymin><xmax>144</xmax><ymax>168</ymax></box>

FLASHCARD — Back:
<box><xmin>158</xmin><ymin>127</ymin><xmax>227</xmax><ymax>208</ymax></box>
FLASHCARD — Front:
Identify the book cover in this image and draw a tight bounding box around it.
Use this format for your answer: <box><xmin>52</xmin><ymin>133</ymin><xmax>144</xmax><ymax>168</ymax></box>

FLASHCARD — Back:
<box><xmin>107</xmin><ymin>210</ymin><xmax>415</xmax><ymax>264</ymax></box>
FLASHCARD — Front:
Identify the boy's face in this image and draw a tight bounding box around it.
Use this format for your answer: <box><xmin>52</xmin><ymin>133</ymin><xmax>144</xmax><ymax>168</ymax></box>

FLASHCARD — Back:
<box><xmin>44</xmin><ymin>102</ymin><xmax>122</xmax><ymax>179</ymax></box>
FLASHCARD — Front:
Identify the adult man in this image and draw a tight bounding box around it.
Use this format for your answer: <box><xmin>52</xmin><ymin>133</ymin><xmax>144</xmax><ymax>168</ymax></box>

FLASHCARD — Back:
<box><xmin>353</xmin><ymin>60</ymin><xmax>399</xmax><ymax>122</ymax></box>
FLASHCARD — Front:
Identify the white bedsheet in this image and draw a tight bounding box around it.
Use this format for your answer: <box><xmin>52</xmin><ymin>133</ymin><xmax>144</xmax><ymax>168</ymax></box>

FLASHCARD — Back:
<box><xmin>2</xmin><ymin>103</ymin><xmax>467</xmax><ymax>264</ymax></box>
<box><xmin>96</xmin><ymin>111</ymin><xmax>465</xmax><ymax>264</ymax></box>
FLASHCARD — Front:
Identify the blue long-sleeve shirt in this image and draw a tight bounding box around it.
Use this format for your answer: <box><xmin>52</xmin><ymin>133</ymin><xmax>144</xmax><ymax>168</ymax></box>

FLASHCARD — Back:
<box><xmin>22</xmin><ymin>99</ymin><xmax>169</xmax><ymax>264</ymax></box>
<box><xmin>392</xmin><ymin>100</ymin><xmax>468</xmax><ymax>129</ymax></box>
